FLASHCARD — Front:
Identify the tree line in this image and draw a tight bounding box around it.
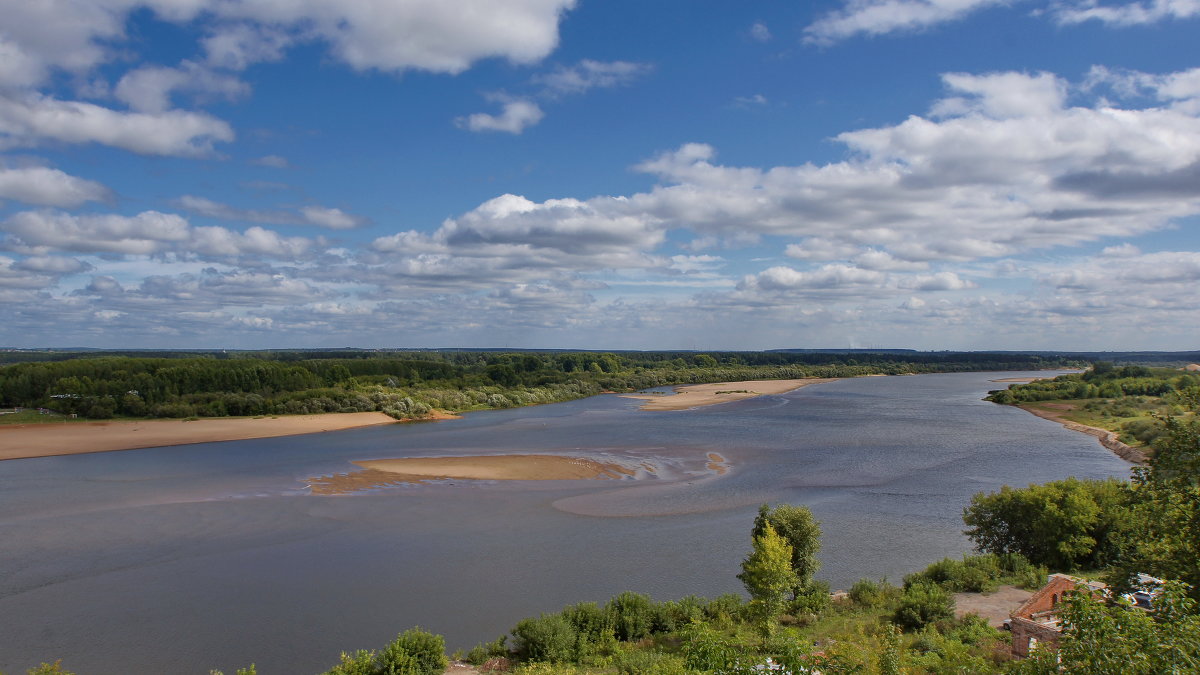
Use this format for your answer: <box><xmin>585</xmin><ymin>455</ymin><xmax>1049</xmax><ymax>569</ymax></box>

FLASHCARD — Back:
<box><xmin>0</xmin><ymin>350</ymin><xmax>1080</xmax><ymax>420</ymax></box>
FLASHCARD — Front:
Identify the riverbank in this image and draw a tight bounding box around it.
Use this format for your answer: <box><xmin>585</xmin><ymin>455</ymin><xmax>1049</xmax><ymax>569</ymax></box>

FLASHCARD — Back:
<box><xmin>0</xmin><ymin>412</ymin><xmax>401</xmax><ymax>461</ymax></box>
<box><xmin>621</xmin><ymin>378</ymin><xmax>839</xmax><ymax>410</ymax></box>
<box><xmin>1017</xmin><ymin>403</ymin><xmax>1147</xmax><ymax>464</ymax></box>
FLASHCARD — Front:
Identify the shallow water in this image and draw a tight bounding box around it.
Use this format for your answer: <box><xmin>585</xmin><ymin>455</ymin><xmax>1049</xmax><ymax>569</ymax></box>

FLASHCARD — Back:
<box><xmin>0</xmin><ymin>372</ymin><xmax>1130</xmax><ymax>674</ymax></box>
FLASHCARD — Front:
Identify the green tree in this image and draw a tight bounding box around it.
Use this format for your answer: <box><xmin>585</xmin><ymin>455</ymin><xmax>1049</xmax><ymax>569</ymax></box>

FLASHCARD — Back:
<box><xmin>962</xmin><ymin>477</ymin><xmax>1130</xmax><ymax>570</ymax></box>
<box><xmin>752</xmin><ymin>503</ymin><xmax>821</xmax><ymax>594</ymax></box>
<box><xmin>737</xmin><ymin>522</ymin><xmax>797</xmax><ymax>638</ymax></box>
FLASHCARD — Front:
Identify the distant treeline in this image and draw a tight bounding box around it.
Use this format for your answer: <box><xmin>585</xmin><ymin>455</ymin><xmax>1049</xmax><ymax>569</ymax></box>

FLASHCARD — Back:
<box><xmin>0</xmin><ymin>350</ymin><xmax>1081</xmax><ymax>420</ymax></box>
<box><xmin>986</xmin><ymin>362</ymin><xmax>1200</xmax><ymax>404</ymax></box>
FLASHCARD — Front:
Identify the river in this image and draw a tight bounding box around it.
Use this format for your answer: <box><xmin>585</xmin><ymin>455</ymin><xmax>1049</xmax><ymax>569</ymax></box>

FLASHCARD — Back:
<box><xmin>0</xmin><ymin>372</ymin><xmax>1131</xmax><ymax>674</ymax></box>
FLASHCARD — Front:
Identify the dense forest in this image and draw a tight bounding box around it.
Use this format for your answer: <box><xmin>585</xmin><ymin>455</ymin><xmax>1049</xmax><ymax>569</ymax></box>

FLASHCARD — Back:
<box><xmin>0</xmin><ymin>350</ymin><xmax>1081</xmax><ymax>421</ymax></box>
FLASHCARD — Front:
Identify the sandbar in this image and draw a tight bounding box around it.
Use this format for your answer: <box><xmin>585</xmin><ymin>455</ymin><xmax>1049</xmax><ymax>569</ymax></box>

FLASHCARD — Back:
<box><xmin>0</xmin><ymin>412</ymin><xmax>398</xmax><ymax>461</ymax></box>
<box><xmin>622</xmin><ymin>378</ymin><xmax>838</xmax><ymax>411</ymax></box>
<box><xmin>307</xmin><ymin>454</ymin><xmax>635</xmax><ymax>494</ymax></box>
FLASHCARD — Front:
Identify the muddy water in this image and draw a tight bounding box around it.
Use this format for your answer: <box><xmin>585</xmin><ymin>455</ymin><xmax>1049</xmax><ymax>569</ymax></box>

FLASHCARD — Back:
<box><xmin>0</xmin><ymin>372</ymin><xmax>1129</xmax><ymax>674</ymax></box>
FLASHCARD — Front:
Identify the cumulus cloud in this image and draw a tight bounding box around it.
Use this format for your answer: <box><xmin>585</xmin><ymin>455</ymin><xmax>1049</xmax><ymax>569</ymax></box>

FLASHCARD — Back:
<box><xmin>114</xmin><ymin>61</ymin><xmax>249</xmax><ymax>113</ymax></box>
<box><xmin>0</xmin><ymin>165</ymin><xmax>109</xmax><ymax>207</ymax></box>
<box><xmin>456</xmin><ymin>99</ymin><xmax>545</xmax><ymax>134</ymax></box>
<box><xmin>177</xmin><ymin>196</ymin><xmax>366</xmax><ymax>229</ymax></box>
<box><xmin>1</xmin><ymin>209</ymin><xmax>314</xmax><ymax>260</ymax></box>
<box><xmin>0</xmin><ymin>95</ymin><xmax>234</xmax><ymax>156</ymax></box>
<box><xmin>749</xmin><ymin>21</ymin><xmax>773</xmax><ymax>42</ymax></box>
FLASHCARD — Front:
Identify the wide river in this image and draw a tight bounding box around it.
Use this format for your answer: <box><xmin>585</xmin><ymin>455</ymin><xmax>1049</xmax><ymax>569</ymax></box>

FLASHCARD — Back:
<box><xmin>0</xmin><ymin>372</ymin><xmax>1131</xmax><ymax>674</ymax></box>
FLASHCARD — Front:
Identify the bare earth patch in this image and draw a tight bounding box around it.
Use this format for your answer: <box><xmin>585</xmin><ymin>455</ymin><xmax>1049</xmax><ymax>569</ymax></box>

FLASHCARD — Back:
<box><xmin>622</xmin><ymin>378</ymin><xmax>838</xmax><ymax>411</ymax></box>
<box><xmin>954</xmin><ymin>585</ymin><xmax>1034</xmax><ymax>627</ymax></box>
<box><xmin>0</xmin><ymin>412</ymin><xmax>398</xmax><ymax>461</ymax></box>
<box><xmin>307</xmin><ymin>454</ymin><xmax>637</xmax><ymax>494</ymax></box>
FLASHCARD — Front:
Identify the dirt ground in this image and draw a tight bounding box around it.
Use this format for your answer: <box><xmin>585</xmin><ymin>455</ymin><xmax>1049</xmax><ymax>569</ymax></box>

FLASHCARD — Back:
<box><xmin>954</xmin><ymin>585</ymin><xmax>1033</xmax><ymax>627</ymax></box>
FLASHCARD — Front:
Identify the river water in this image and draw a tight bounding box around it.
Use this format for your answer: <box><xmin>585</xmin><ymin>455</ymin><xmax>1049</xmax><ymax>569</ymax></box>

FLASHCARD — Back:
<box><xmin>0</xmin><ymin>372</ymin><xmax>1131</xmax><ymax>674</ymax></box>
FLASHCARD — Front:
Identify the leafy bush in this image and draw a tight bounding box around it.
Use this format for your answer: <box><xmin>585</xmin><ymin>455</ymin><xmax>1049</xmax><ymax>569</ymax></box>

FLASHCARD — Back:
<box><xmin>377</xmin><ymin>628</ymin><xmax>447</xmax><ymax>675</ymax></box>
<box><xmin>464</xmin><ymin>637</ymin><xmax>507</xmax><ymax>666</ymax></box>
<box><xmin>848</xmin><ymin>578</ymin><xmax>900</xmax><ymax>608</ymax></box>
<box><xmin>605</xmin><ymin>591</ymin><xmax>654</xmax><ymax>642</ymax></box>
<box><xmin>511</xmin><ymin>613</ymin><xmax>578</xmax><ymax>663</ymax></box>
<box><xmin>892</xmin><ymin>582</ymin><xmax>955</xmax><ymax>631</ymax></box>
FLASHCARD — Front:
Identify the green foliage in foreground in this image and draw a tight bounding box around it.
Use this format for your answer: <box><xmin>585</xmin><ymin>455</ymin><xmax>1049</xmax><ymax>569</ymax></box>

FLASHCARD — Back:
<box><xmin>1012</xmin><ymin>580</ymin><xmax>1200</xmax><ymax>675</ymax></box>
<box><xmin>320</xmin><ymin>628</ymin><xmax>446</xmax><ymax>675</ymax></box>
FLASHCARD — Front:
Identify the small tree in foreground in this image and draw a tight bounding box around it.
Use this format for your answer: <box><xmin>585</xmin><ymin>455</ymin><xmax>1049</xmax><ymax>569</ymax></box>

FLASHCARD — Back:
<box><xmin>737</xmin><ymin>522</ymin><xmax>797</xmax><ymax>638</ymax></box>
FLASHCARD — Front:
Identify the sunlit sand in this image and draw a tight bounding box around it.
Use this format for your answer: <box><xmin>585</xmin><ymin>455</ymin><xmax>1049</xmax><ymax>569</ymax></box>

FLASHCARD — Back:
<box><xmin>621</xmin><ymin>378</ymin><xmax>838</xmax><ymax>411</ymax></box>
<box><xmin>0</xmin><ymin>412</ymin><xmax>400</xmax><ymax>461</ymax></box>
<box><xmin>306</xmin><ymin>454</ymin><xmax>637</xmax><ymax>494</ymax></box>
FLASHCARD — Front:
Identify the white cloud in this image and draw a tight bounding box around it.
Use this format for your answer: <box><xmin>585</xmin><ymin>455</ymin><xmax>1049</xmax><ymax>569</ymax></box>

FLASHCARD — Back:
<box><xmin>177</xmin><ymin>195</ymin><xmax>366</xmax><ymax>229</ymax></box>
<box><xmin>114</xmin><ymin>61</ymin><xmax>249</xmax><ymax>113</ymax></box>
<box><xmin>3</xmin><ymin>210</ymin><xmax>189</xmax><ymax>255</ymax></box>
<box><xmin>457</xmin><ymin>99</ymin><xmax>545</xmax><ymax>134</ymax></box>
<box><xmin>1051</xmin><ymin>0</ymin><xmax>1200</xmax><ymax>26</ymax></box>
<box><xmin>534</xmin><ymin>60</ymin><xmax>651</xmax><ymax>96</ymax></box>
<box><xmin>0</xmin><ymin>94</ymin><xmax>234</xmax><ymax>156</ymax></box>
<box><xmin>0</xmin><ymin>165</ymin><xmax>109</xmax><ymax>207</ymax></box>
<box><xmin>1</xmin><ymin>209</ymin><xmax>314</xmax><ymax>260</ymax></box>
<box><xmin>749</xmin><ymin>21</ymin><xmax>773</xmax><ymax>42</ymax></box>
<box><xmin>804</xmin><ymin>0</ymin><xmax>1008</xmax><ymax>44</ymax></box>
<box><xmin>251</xmin><ymin>155</ymin><xmax>290</xmax><ymax>169</ymax></box>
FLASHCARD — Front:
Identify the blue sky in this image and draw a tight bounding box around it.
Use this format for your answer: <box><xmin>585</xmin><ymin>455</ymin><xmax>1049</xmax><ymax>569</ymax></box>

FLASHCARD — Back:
<box><xmin>1</xmin><ymin>0</ymin><xmax>1198</xmax><ymax>350</ymax></box>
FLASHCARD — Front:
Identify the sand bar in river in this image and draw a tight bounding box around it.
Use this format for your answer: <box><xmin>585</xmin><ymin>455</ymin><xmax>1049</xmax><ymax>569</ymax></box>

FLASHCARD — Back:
<box><xmin>622</xmin><ymin>378</ymin><xmax>838</xmax><ymax>411</ymax></box>
<box><xmin>307</xmin><ymin>454</ymin><xmax>636</xmax><ymax>494</ymax></box>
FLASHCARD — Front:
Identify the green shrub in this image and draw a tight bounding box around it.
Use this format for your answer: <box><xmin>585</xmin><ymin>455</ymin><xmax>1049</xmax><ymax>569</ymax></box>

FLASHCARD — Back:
<box><xmin>613</xmin><ymin>649</ymin><xmax>689</xmax><ymax>675</ymax></box>
<box><xmin>562</xmin><ymin>602</ymin><xmax>611</xmax><ymax>643</ymax></box>
<box><xmin>848</xmin><ymin>578</ymin><xmax>900</xmax><ymax>607</ymax></box>
<box><xmin>892</xmin><ymin>582</ymin><xmax>955</xmax><ymax>631</ymax></box>
<box><xmin>465</xmin><ymin>637</ymin><xmax>507</xmax><ymax>665</ymax></box>
<box><xmin>790</xmin><ymin>580</ymin><xmax>832</xmax><ymax>614</ymax></box>
<box><xmin>323</xmin><ymin>650</ymin><xmax>377</xmax><ymax>675</ymax></box>
<box><xmin>376</xmin><ymin>628</ymin><xmax>447</xmax><ymax>675</ymax></box>
<box><xmin>702</xmin><ymin>593</ymin><xmax>744</xmax><ymax>625</ymax></box>
<box><xmin>605</xmin><ymin>591</ymin><xmax>654</xmax><ymax>642</ymax></box>
<box><xmin>511</xmin><ymin>613</ymin><xmax>578</xmax><ymax>662</ymax></box>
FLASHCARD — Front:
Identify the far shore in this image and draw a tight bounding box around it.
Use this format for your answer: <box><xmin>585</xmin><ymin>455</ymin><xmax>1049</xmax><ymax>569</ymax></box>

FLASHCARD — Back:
<box><xmin>621</xmin><ymin>378</ymin><xmax>839</xmax><ymax>411</ymax></box>
<box><xmin>0</xmin><ymin>412</ymin><xmax>404</xmax><ymax>461</ymax></box>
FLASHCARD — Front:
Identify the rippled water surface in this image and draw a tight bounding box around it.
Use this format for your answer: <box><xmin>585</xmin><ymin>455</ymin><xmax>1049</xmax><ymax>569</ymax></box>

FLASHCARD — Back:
<box><xmin>0</xmin><ymin>372</ymin><xmax>1131</xmax><ymax>674</ymax></box>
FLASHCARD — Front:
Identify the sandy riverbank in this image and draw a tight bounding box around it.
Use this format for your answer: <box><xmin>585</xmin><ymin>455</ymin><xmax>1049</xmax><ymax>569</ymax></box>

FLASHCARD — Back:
<box><xmin>621</xmin><ymin>378</ymin><xmax>838</xmax><ymax>411</ymax></box>
<box><xmin>307</xmin><ymin>454</ymin><xmax>636</xmax><ymax>494</ymax></box>
<box><xmin>0</xmin><ymin>412</ymin><xmax>401</xmax><ymax>461</ymax></box>
<box><xmin>1017</xmin><ymin>403</ymin><xmax>1147</xmax><ymax>464</ymax></box>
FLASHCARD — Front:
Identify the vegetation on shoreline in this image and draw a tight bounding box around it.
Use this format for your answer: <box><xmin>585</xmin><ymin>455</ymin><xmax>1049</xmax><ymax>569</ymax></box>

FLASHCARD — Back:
<box><xmin>985</xmin><ymin>362</ymin><xmax>1199</xmax><ymax>451</ymax></box>
<box><xmin>0</xmin><ymin>350</ymin><xmax>1079</xmax><ymax>422</ymax></box>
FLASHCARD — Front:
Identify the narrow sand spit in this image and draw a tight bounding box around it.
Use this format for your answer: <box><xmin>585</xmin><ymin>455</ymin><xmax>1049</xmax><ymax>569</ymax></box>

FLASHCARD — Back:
<box><xmin>0</xmin><ymin>412</ymin><xmax>399</xmax><ymax>461</ymax></box>
<box><xmin>622</xmin><ymin>378</ymin><xmax>838</xmax><ymax>411</ymax></box>
<box><xmin>307</xmin><ymin>454</ymin><xmax>636</xmax><ymax>494</ymax></box>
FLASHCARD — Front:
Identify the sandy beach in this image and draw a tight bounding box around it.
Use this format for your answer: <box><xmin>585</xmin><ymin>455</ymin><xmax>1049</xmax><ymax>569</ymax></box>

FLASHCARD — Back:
<box><xmin>0</xmin><ymin>412</ymin><xmax>399</xmax><ymax>461</ymax></box>
<box><xmin>307</xmin><ymin>454</ymin><xmax>636</xmax><ymax>494</ymax></box>
<box><xmin>622</xmin><ymin>378</ymin><xmax>838</xmax><ymax>411</ymax></box>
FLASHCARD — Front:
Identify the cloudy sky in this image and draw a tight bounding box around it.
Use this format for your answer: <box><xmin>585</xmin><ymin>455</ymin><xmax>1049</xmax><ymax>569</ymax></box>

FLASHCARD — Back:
<box><xmin>1</xmin><ymin>0</ymin><xmax>1197</xmax><ymax>350</ymax></box>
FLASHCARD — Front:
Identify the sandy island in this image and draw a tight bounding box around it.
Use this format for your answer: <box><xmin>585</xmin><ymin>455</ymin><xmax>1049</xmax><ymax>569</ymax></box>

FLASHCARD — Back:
<box><xmin>621</xmin><ymin>378</ymin><xmax>838</xmax><ymax>411</ymax></box>
<box><xmin>307</xmin><ymin>455</ymin><xmax>636</xmax><ymax>494</ymax></box>
<box><xmin>0</xmin><ymin>412</ymin><xmax>401</xmax><ymax>461</ymax></box>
